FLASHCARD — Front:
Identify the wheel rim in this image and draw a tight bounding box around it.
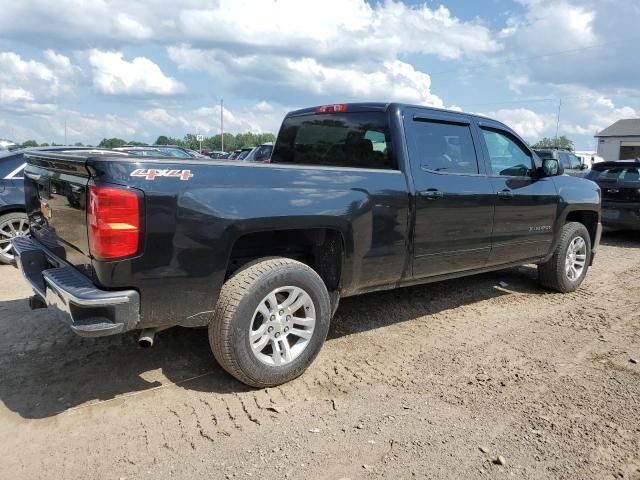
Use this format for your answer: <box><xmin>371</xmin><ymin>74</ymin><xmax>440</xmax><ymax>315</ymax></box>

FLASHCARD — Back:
<box><xmin>0</xmin><ymin>217</ymin><xmax>28</xmax><ymax>260</ymax></box>
<box><xmin>250</xmin><ymin>286</ymin><xmax>316</xmax><ymax>366</ymax></box>
<box><xmin>565</xmin><ymin>236</ymin><xmax>587</xmax><ymax>281</ymax></box>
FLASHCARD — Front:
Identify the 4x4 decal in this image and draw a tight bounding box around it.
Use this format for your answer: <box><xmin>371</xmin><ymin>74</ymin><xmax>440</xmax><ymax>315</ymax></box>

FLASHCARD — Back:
<box><xmin>130</xmin><ymin>168</ymin><xmax>193</xmax><ymax>181</ymax></box>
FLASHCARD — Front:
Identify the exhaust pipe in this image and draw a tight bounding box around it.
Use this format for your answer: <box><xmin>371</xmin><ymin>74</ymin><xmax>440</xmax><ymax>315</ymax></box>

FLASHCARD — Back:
<box><xmin>138</xmin><ymin>329</ymin><xmax>156</xmax><ymax>348</ymax></box>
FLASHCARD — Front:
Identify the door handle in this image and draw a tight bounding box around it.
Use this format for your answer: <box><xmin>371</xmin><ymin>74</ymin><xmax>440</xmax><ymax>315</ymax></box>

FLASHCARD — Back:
<box><xmin>497</xmin><ymin>189</ymin><xmax>513</xmax><ymax>199</ymax></box>
<box><xmin>420</xmin><ymin>189</ymin><xmax>444</xmax><ymax>200</ymax></box>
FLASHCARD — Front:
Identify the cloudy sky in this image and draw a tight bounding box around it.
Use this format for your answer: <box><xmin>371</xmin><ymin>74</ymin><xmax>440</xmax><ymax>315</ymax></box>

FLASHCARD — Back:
<box><xmin>0</xmin><ymin>0</ymin><xmax>638</xmax><ymax>149</ymax></box>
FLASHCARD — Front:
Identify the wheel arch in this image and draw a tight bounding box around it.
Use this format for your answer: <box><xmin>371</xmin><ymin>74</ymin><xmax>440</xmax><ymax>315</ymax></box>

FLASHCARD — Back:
<box><xmin>225</xmin><ymin>224</ymin><xmax>351</xmax><ymax>293</ymax></box>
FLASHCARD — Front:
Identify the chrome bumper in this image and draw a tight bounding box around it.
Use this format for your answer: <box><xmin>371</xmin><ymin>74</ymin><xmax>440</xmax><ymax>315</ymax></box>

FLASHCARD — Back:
<box><xmin>11</xmin><ymin>236</ymin><xmax>140</xmax><ymax>337</ymax></box>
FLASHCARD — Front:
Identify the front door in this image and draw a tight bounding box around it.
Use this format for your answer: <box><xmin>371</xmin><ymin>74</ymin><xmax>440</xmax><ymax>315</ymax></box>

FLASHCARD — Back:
<box><xmin>478</xmin><ymin>127</ymin><xmax>559</xmax><ymax>265</ymax></box>
<box><xmin>404</xmin><ymin>111</ymin><xmax>495</xmax><ymax>278</ymax></box>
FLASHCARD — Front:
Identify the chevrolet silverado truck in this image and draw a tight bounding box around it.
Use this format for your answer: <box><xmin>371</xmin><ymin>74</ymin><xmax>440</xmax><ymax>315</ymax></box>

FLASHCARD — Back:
<box><xmin>12</xmin><ymin>103</ymin><xmax>602</xmax><ymax>387</ymax></box>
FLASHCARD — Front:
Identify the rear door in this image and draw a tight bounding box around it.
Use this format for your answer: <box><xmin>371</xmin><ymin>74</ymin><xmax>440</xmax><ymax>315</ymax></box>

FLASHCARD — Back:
<box><xmin>477</xmin><ymin>124</ymin><xmax>558</xmax><ymax>264</ymax></box>
<box><xmin>404</xmin><ymin>109</ymin><xmax>495</xmax><ymax>278</ymax></box>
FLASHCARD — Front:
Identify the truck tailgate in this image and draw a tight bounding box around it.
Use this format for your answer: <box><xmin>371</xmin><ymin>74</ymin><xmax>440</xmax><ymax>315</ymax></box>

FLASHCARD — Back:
<box><xmin>23</xmin><ymin>152</ymin><xmax>92</xmax><ymax>269</ymax></box>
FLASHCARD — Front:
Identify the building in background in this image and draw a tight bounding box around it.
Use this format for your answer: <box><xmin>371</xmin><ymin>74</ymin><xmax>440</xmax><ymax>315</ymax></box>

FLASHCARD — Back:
<box><xmin>595</xmin><ymin>119</ymin><xmax>640</xmax><ymax>161</ymax></box>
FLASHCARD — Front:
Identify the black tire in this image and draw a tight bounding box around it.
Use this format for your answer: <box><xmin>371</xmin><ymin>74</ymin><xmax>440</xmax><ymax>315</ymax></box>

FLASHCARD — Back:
<box><xmin>209</xmin><ymin>257</ymin><xmax>331</xmax><ymax>387</ymax></box>
<box><xmin>0</xmin><ymin>212</ymin><xmax>29</xmax><ymax>265</ymax></box>
<box><xmin>538</xmin><ymin>222</ymin><xmax>591</xmax><ymax>293</ymax></box>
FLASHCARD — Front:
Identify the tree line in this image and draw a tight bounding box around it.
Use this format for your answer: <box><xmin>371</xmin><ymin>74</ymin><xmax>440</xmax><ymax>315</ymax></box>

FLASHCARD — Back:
<box><xmin>20</xmin><ymin>133</ymin><xmax>578</xmax><ymax>152</ymax></box>
<box><xmin>96</xmin><ymin>132</ymin><xmax>276</xmax><ymax>151</ymax></box>
<box><xmin>19</xmin><ymin>132</ymin><xmax>276</xmax><ymax>151</ymax></box>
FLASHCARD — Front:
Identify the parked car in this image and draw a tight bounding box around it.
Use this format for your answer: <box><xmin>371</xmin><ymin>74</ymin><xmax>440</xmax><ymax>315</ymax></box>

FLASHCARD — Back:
<box><xmin>585</xmin><ymin>159</ymin><xmax>640</xmax><ymax>230</ymax></box>
<box><xmin>227</xmin><ymin>149</ymin><xmax>242</xmax><ymax>160</ymax></box>
<box><xmin>208</xmin><ymin>151</ymin><xmax>228</xmax><ymax>159</ymax></box>
<box><xmin>0</xmin><ymin>147</ymin><xmax>123</xmax><ymax>263</ymax></box>
<box><xmin>114</xmin><ymin>145</ymin><xmax>207</xmax><ymax>159</ymax></box>
<box><xmin>13</xmin><ymin>102</ymin><xmax>601</xmax><ymax>388</ymax></box>
<box><xmin>533</xmin><ymin>148</ymin><xmax>589</xmax><ymax>176</ymax></box>
<box><xmin>243</xmin><ymin>143</ymin><xmax>273</xmax><ymax>163</ymax></box>
<box><xmin>0</xmin><ymin>139</ymin><xmax>21</xmax><ymax>151</ymax></box>
<box><xmin>236</xmin><ymin>148</ymin><xmax>254</xmax><ymax>161</ymax></box>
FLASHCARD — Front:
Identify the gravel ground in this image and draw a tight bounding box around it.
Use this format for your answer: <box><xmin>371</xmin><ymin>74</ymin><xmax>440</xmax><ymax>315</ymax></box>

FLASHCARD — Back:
<box><xmin>1</xmin><ymin>231</ymin><xmax>639</xmax><ymax>480</ymax></box>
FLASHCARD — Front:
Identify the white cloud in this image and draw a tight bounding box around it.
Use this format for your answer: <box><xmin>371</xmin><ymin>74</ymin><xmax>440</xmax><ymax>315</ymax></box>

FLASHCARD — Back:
<box><xmin>0</xmin><ymin>87</ymin><xmax>34</xmax><ymax>103</ymax></box>
<box><xmin>169</xmin><ymin>47</ymin><xmax>444</xmax><ymax>106</ymax></box>
<box><xmin>0</xmin><ymin>50</ymin><xmax>78</xmax><ymax>112</ymax></box>
<box><xmin>89</xmin><ymin>50</ymin><xmax>185</xmax><ymax>96</ymax></box>
<box><xmin>139</xmin><ymin>103</ymin><xmax>286</xmax><ymax>136</ymax></box>
<box><xmin>177</xmin><ymin>0</ymin><xmax>501</xmax><ymax>61</ymax></box>
<box><xmin>115</xmin><ymin>13</ymin><xmax>153</xmax><ymax>40</ymax></box>
<box><xmin>483</xmin><ymin>108</ymin><xmax>556</xmax><ymax>140</ymax></box>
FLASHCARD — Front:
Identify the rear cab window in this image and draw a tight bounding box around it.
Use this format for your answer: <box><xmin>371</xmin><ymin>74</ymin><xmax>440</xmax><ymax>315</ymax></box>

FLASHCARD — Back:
<box><xmin>271</xmin><ymin>111</ymin><xmax>396</xmax><ymax>169</ymax></box>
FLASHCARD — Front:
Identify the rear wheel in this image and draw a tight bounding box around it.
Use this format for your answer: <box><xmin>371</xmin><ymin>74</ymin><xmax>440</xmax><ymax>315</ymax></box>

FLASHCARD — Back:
<box><xmin>0</xmin><ymin>212</ymin><xmax>29</xmax><ymax>264</ymax></box>
<box><xmin>538</xmin><ymin>222</ymin><xmax>591</xmax><ymax>293</ymax></box>
<box><xmin>209</xmin><ymin>257</ymin><xmax>331</xmax><ymax>387</ymax></box>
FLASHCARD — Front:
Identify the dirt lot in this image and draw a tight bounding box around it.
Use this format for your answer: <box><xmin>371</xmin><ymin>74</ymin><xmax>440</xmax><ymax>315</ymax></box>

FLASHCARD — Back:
<box><xmin>1</xmin><ymin>232</ymin><xmax>639</xmax><ymax>480</ymax></box>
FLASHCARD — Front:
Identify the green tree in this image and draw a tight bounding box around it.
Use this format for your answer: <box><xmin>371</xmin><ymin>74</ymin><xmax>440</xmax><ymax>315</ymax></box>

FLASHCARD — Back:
<box><xmin>155</xmin><ymin>135</ymin><xmax>170</xmax><ymax>145</ymax></box>
<box><xmin>22</xmin><ymin>139</ymin><xmax>39</xmax><ymax>147</ymax></box>
<box><xmin>97</xmin><ymin>138</ymin><xmax>127</xmax><ymax>148</ymax></box>
<box><xmin>532</xmin><ymin>136</ymin><xmax>575</xmax><ymax>151</ymax></box>
<box><xmin>39</xmin><ymin>142</ymin><xmax>50</xmax><ymax>147</ymax></box>
<box><xmin>127</xmin><ymin>140</ymin><xmax>146</xmax><ymax>146</ymax></box>
<box><xmin>73</xmin><ymin>142</ymin><xmax>85</xmax><ymax>147</ymax></box>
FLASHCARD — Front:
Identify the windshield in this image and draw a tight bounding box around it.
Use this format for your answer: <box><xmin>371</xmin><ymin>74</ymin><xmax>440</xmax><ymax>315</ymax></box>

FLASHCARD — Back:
<box><xmin>271</xmin><ymin>111</ymin><xmax>396</xmax><ymax>169</ymax></box>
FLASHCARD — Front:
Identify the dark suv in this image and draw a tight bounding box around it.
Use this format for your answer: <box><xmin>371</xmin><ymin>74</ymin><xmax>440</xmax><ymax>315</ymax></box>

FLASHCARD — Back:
<box><xmin>534</xmin><ymin>149</ymin><xmax>588</xmax><ymax>177</ymax></box>
<box><xmin>586</xmin><ymin>160</ymin><xmax>640</xmax><ymax>230</ymax></box>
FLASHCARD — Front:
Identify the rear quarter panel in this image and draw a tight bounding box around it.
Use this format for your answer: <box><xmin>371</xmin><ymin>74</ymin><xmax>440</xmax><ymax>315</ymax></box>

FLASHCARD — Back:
<box><xmin>91</xmin><ymin>159</ymin><xmax>410</xmax><ymax>327</ymax></box>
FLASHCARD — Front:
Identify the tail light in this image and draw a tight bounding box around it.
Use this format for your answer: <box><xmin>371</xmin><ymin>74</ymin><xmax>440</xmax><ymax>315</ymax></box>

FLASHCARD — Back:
<box><xmin>315</xmin><ymin>104</ymin><xmax>348</xmax><ymax>114</ymax></box>
<box><xmin>88</xmin><ymin>183</ymin><xmax>142</xmax><ymax>260</ymax></box>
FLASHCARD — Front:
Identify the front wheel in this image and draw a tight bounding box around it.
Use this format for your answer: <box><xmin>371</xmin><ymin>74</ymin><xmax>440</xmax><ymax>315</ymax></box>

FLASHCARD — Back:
<box><xmin>538</xmin><ymin>222</ymin><xmax>591</xmax><ymax>293</ymax></box>
<box><xmin>209</xmin><ymin>257</ymin><xmax>331</xmax><ymax>387</ymax></box>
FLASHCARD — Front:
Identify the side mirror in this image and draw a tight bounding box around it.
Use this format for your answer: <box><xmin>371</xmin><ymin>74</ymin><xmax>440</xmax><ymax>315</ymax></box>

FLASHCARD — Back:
<box><xmin>580</xmin><ymin>163</ymin><xmax>589</xmax><ymax>170</ymax></box>
<box><xmin>542</xmin><ymin>158</ymin><xmax>563</xmax><ymax>177</ymax></box>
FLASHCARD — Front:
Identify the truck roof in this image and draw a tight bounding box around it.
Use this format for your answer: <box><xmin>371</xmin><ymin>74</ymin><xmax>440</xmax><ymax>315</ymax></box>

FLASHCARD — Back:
<box><xmin>286</xmin><ymin>102</ymin><xmax>508</xmax><ymax>128</ymax></box>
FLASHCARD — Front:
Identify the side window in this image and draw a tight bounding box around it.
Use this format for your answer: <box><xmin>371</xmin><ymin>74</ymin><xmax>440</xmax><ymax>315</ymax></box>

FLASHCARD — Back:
<box><xmin>481</xmin><ymin>129</ymin><xmax>533</xmax><ymax>177</ymax></box>
<box><xmin>558</xmin><ymin>152</ymin><xmax>571</xmax><ymax>169</ymax></box>
<box><xmin>569</xmin><ymin>154</ymin><xmax>582</xmax><ymax>169</ymax></box>
<box><xmin>408</xmin><ymin>120</ymin><xmax>479</xmax><ymax>174</ymax></box>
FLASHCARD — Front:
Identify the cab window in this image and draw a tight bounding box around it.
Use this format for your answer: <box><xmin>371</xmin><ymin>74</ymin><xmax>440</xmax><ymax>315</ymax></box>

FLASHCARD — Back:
<box><xmin>406</xmin><ymin>119</ymin><xmax>480</xmax><ymax>174</ymax></box>
<box><xmin>481</xmin><ymin>129</ymin><xmax>533</xmax><ymax>177</ymax></box>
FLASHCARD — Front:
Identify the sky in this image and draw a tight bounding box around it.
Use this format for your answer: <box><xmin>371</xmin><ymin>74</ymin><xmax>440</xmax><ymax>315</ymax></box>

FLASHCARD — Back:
<box><xmin>0</xmin><ymin>0</ymin><xmax>638</xmax><ymax>150</ymax></box>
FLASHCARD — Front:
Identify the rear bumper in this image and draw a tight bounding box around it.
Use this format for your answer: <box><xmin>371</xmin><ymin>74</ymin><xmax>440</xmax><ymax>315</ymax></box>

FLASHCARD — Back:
<box><xmin>601</xmin><ymin>203</ymin><xmax>640</xmax><ymax>230</ymax></box>
<box><xmin>11</xmin><ymin>235</ymin><xmax>140</xmax><ymax>337</ymax></box>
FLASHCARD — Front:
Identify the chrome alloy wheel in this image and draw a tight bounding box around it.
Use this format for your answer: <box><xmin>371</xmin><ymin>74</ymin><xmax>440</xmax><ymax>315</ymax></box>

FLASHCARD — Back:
<box><xmin>250</xmin><ymin>286</ymin><xmax>316</xmax><ymax>366</ymax></box>
<box><xmin>0</xmin><ymin>216</ymin><xmax>28</xmax><ymax>261</ymax></box>
<box><xmin>565</xmin><ymin>236</ymin><xmax>587</xmax><ymax>281</ymax></box>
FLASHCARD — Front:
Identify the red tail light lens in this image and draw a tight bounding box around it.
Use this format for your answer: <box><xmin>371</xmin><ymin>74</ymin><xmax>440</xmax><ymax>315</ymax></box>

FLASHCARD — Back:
<box><xmin>88</xmin><ymin>183</ymin><xmax>141</xmax><ymax>260</ymax></box>
<box><xmin>315</xmin><ymin>104</ymin><xmax>348</xmax><ymax>114</ymax></box>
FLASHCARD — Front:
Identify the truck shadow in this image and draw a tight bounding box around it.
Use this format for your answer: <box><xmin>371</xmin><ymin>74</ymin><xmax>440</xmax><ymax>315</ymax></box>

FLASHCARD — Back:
<box><xmin>0</xmin><ymin>265</ymin><xmax>546</xmax><ymax>419</ymax></box>
<box><xmin>600</xmin><ymin>229</ymin><xmax>639</xmax><ymax>248</ymax></box>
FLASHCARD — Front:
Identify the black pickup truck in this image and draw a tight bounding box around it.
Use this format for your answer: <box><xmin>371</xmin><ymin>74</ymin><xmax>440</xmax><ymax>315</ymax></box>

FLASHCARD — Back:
<box><xmin>12</xmin><ymin>103</ymin><xmax>601</xmax><ymax>387</ymax></box>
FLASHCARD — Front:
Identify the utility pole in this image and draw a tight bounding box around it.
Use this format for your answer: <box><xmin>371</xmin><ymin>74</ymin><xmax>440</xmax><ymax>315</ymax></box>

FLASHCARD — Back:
<box><xmin>220</xmin><ymin>98</ymin><xmax>224</xmax><ymax>152</ymax></box>
<box><xmin>554</xmin><ymin>98</ymin><xmax>562</xmax><ymax>147</ymax></box>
